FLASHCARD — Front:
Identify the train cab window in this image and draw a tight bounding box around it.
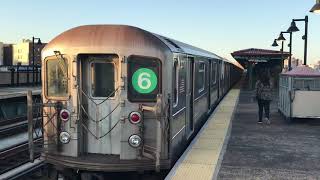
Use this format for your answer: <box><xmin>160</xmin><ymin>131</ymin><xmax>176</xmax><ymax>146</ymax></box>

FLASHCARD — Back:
<box><xmin>197</xmin><ymin>62</ymin><xmax>205</xmax><ymax>93</ymax></box>
<box><xmin>46</xmin><ymin>56</ymin><xmax>68</xmax><ymax>97</ymax></box>
<box><xmin>127</xmin><ymin>55</ymin><xmax>161</xmax><ymax>102</ymax></box>
<box><xmin>91</xmin><ymin>62</ymin><xmax>115</xmax><ymax>97</ymax></box>
<box><xmin>173</xmin><ymin>59</ymin><xmax>179</xmax><ymax>107</ymax></box>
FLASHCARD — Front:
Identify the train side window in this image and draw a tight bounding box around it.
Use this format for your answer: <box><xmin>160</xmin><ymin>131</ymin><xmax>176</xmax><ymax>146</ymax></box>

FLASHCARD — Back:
<box><xmin>127</xmin><ymin>55</ymin><xmax>161</xmax><ymax>102</ymax></box>
<box><xmin>173</xmin><ymin>59</ymin><xmax>179</xmax><ymax>107</ymax></box>
<box><xmin>91</xmin><ymin>62</ymin><xmax>115</xmax><ymax>97</ymax></box>
<box><xmin>212</xmin><ymin>62</ymin><xmax>217</xmax><ymax>84</ymax></box>
<box><xmin>197</xmin><ymin>62</ymin><xmax>205</xmax><ymax>93</ymax></box>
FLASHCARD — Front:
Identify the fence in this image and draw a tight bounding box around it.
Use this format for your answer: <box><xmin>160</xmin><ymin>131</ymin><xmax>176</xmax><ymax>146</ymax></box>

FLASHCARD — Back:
<box><xmin>0</xmin><ymin>65</ymin><xmax>41</xmax><ymax>87</ymax></box>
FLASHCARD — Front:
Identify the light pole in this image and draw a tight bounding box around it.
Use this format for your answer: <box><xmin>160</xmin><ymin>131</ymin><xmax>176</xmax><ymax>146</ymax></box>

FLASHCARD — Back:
<box><xmin>287</xmin><ymin>16</ymin><xmax>308</xmax><ymax>65</ymax></box>
<box><xmin>32</xmin><ymin>37</ymin><xmax>41</xmax><ymax>85</ymax></box>
<box><xmin>272</xmin><ymin>38</ymin><xmax>285</xmax><ymax>70</ymax></box>
<box><xmin>276</xmin><ymin>31</ymin><xmax>293</xmax><ymax>70</ymax></box>
<box><xmin>310</xmin><ymin>0</ymin><xmax>320</xmax><ymax>13</ymax></box>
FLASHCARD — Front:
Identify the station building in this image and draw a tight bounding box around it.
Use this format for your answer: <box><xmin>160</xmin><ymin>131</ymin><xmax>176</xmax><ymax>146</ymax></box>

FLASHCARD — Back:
<box><xmin>3</xmin><ymin>44</ymin><xmax>13</xmax><ymax>66</ymax></box>
<box><xmin>12</xmin><ymin>39</ymin><xmax>46</xmax><ymax>65</ymax></box>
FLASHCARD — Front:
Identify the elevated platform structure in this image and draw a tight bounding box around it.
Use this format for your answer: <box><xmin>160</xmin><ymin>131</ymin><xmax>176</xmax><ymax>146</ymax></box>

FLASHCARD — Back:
<box><xmin>232</xmin><ymin>48</ymin><xmax>290</xmax><ymax>89</ymax></box>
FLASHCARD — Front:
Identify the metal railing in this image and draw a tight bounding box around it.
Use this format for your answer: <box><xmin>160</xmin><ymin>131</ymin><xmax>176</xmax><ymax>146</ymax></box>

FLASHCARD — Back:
<box><xmin>0</xmin><ymin>65</ymin><xmax>41</xmax><ymax>87</ymax></box>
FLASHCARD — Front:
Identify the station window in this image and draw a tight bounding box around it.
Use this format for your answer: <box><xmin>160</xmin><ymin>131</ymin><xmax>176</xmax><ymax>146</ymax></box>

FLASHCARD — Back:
<box><xmin>197</xmin><ymin>62</ymin><xmax>205</xmax><ymax>93</ymax></box>
<box><xmin>91</xmin><ymin>62</ymin><xmax>115</xmax><ymax>97</ymax></box>
<box><xmin>127</xmin><ymin>55</ymin><xmax>161</xmax><ymax>102</ymax></box>
<box><xmin>173</xmin><ymin>59</ymin><xmax>179</xmax><ymax>107</ymax></box>
<box><xmin>46</xmin><ymin>57</ymin><xmax>68</xmax><ymax>97</ymax></box>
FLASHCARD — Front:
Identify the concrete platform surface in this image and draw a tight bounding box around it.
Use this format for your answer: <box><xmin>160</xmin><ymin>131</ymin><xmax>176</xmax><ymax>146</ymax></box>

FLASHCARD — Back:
<box><xmin>0</xmin><ymin>86</ymin><xmax>41</xmax><ymax>99</ymax></box>
<box><xmin>218</xmin><ymin>89</ymin><xmax>320</xmax><ymax>180</ymax></box>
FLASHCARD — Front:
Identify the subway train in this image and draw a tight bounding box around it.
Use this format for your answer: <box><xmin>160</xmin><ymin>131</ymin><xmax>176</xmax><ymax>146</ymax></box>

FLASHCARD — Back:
<box><xmin>40</xmin><ymin>25</ymin><xmax>243</xmax><ymax>179</ymax></box>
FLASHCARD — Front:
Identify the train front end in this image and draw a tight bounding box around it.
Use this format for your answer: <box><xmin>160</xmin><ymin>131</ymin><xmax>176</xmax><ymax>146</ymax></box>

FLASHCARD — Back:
<box><xmin>40</xmin><ymin>25</ymin><xmax>171</xmax><ymax>174</ymax></box>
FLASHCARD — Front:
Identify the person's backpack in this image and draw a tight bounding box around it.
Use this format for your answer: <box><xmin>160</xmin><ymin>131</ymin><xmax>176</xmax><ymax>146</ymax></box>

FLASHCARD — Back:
<box><xmin>256</xmin><ymin>81</ymin><xmax>272</xmax><ymax>100</ymax></box>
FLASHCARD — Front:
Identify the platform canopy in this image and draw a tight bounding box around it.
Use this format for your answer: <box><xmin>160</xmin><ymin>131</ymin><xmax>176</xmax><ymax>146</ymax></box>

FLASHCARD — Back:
<box><xmin>231</xmin><ymin>48</ymin><xmax>290</xmax><ymax>89</ymax></box>
<box><xmin>231</xmin><ymin>48</ymin><xmax>290</xmax><ymax>69</ymax></box>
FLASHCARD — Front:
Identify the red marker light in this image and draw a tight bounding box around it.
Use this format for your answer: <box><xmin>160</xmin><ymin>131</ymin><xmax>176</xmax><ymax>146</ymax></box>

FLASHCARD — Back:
<box><xmin>129</xmin><ymin>112</ymin><xmax>141</xmax><ymax>124</ymax></box>
<box><xmin>60</xmin><ymin>109</ymin><xmax>70</xmax><ymax>122</ymax></box>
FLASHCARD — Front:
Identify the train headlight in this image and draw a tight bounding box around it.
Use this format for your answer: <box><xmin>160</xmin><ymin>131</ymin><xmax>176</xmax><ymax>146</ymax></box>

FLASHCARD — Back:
<box><xmin>128</xmin><ymin>134</ymin><xmax>142</xmax><ymax>148</ymax></box>
<box><xmin>59</xmin><ymin>131</ymin><xmax>71</xmax><ymax>144</ymax></box>
<box><xmin>129</xmin><ymin>112</ymin><xmax>141</xmax><ymax>124</ymax></box>
<box><xmin>60</xmin><ymin>109</ymin><xmax>70</xmax><ymax>122</ymax></box>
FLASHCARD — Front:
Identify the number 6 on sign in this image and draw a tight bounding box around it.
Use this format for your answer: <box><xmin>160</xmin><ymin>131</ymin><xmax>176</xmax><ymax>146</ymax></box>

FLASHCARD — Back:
<box><xmin>132</xmin><ymin>68</ymin><xmax>158</xmax><ymax>94</ymax></box>
<box><xmin>138</xmin><ymin>72</ymin><xmax>151</xmax><ymax>90</ymax></box>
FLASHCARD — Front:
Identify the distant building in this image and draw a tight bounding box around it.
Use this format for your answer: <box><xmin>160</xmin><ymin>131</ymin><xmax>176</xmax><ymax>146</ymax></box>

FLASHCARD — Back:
<box><xmin>291</xmin><ymin>57</ymin><xmax>302</xmax><ymax>68</ymax></box>
<box><xmin>283</xmin><ymin>57</ymin><xmax>302</xmax><ymax>70</ymax></box>
<box><xmin>312</xmin><ymin>61</ymin><xmax>320</xmax><ymax>71</ymax></box>
<box><xmin>12</xmin><ymin>39</ymin><xmax>46</xmax><ymax>65</ymax></box>
<box><xmin>3</xmin><ymin>44</ymin><xmax>13</xmax><ymax>65</ymax></box>
<box><xmin>0</xmin><ymin>42</ymin><xmax>3</xmax><ymax>65</ymax></box>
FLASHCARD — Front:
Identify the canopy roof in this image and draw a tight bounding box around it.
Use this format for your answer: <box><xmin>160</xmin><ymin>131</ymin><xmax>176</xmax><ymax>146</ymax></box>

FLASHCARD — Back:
<box><xmin>232</xmin><ymin>48</ymin><xmax>289</xmax><ymax>57</ymax></box>
<box><xmin>282</xmin><ymin>65</ymin><xmax>320</xmax><ymax>77</ymax></box>
<box><xmin>231</xmin><ymin>48</ymin><xmax>290</xmax><ymax>68</ymax></box>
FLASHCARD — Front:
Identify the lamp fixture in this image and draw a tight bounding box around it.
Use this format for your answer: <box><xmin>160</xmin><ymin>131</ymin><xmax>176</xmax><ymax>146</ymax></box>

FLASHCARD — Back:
<box><xmin>272</xmin><ymin>39</ymin><xmax>279</xmax><ymax>47</ymax></box>
<box><xmin>287</xmin><ymin>21</ymin><xmax>300</xmax><ymax>32</ymax></box>
<box><xmin>277</xmin><ymin>33</ymin><xmax>286</xmax><ymax>41</ymax></box>
<box><xmin>310</xmin><ymin>0</ymin><xmax>320</xmax><ymax>13</ymax></box>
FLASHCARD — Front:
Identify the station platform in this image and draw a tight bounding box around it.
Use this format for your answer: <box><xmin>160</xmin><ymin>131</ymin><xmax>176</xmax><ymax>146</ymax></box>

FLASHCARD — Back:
<box><xmin>218</xmin><ymin>88</ymin><xmax>320</xmax><ymax>179</ymax></box>
<box><xmin>166</xmin><ymin>83</ymin><xmax>241</xmax><ymax>180</ymax></box>
<box><xmin>0</xmin><ymin>86</ymin><xmax>41</xmax><ymax>99</ymax></box>
<box><xmin>166</xmin><ymin>79</ymin><xmax>320</xmax><ymax>180</ymax></box>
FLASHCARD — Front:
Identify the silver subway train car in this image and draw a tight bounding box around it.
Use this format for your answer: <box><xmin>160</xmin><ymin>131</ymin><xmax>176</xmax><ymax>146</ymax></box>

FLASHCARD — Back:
<box><xmin>40</xmin><ymin>25</ymin><xmax>243</xmax><ymax>178</ymax></box>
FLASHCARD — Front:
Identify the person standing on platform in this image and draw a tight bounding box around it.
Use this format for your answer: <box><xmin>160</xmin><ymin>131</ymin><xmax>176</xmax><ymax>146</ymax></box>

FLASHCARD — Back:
<box><xmin>255</xmin><ymin>72</ymin><xmax>273</xmax><ymax>125</ymax></box>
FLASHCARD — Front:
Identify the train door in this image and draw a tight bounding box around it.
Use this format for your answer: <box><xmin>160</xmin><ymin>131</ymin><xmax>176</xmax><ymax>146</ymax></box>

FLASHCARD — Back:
<box><xmin>79</xmin><ymin>54</ymin><xmax>121</xmax><ymax>155</ymax></box>
<box><xmin>208</xmin><ymin>60</ymin><xmax>211</xmax><ymax>110</ymax></box>
<box><xmin>186</xmin><ymin>56</ymin><xmax>194</xmax><ymax>138</ymax></box>
<box><xmin>218</xmin><ymin>60</ymin><xmax>222</xmax><ymax>99</ymax></box>
<box><xmin>220</xmin><ymin>61</ymin><xmax>225</xmax><ymax>96</ymax></box>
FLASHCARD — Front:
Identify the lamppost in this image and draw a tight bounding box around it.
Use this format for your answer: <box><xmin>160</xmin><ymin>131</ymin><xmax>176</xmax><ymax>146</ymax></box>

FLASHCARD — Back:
<box><xmin>287</xmin><ymin>16</ymin><xmax>308</xmax><ymax>65</ymax></box>
<box><xmin>274</xmin><ymin>31</ymin><xmax>293</xmax><ymax>70</ymax></box>
<box><xmin>32</xmin><ymin>37</ymin><xmax>41</xmax><ymax>85</ymax></box>
<box><xmin>272</xmin><ymin>39</ymin><xmax>284</xmax><ymax>70</ymax></box>
<box><xmin>310</xmin><ymin>0</ymin><xmax>320</xmax><ymax>13</ymax></box>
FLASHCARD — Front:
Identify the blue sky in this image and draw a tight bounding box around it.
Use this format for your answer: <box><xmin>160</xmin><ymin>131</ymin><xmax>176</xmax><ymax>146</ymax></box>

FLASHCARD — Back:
<box><xmin>1</xmin><ymin>0</ymin><xmax>319</xmax><ymax>64</ymax></box>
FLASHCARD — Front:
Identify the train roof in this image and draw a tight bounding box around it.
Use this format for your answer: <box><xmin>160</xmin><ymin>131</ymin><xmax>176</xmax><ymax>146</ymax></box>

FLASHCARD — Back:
<box><xmin>151</xmin><ymin>33</ymin><xmax>221</xmax><ymax>59</ymax></box>
<box><xmin>43</xmin><ymin>25</ymin><xmax>224</xmax><ymax>61</ymax></box>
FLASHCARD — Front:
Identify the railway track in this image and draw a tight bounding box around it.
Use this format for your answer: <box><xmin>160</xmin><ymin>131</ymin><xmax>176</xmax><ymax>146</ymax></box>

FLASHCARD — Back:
<box><xmin>0</xmin><ymin>159</ymin><xmax>45</xmax><ymax>180</ymax></box>
<box><xmin>0</xmin><ymin>138</ymin><xmax>42</xmax><ymax>175</ymax></box>
<box><xmin>0</xmin><ymin>119</ymin><xmax>42</xmax><ymax>138</ymax></box>
<box><xmin>0</xmin><ymin>120</ymin><xmax>28</xmax><ymax>138</ymax></box>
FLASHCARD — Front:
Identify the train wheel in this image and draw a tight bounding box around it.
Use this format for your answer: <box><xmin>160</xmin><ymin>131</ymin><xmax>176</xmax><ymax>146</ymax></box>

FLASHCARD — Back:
<box><xmin>46</xmin><ymin>165</ymin><xmax>58</xmax><ymax>180</ymax></box>
<box><xmin>80</xmin><ymin>173</ymin><xmax>93</xmax><ymax>180</ymax></box>
<box><xmin>80</xmin><ymin>172</ymin><xmax>104</xmax><ymax>180</ymax></box>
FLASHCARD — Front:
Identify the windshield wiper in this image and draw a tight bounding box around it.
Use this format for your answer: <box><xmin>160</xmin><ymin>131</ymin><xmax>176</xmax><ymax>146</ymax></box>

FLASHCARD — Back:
<box><xmin>53</xmin><ymin>51</ymin><xmax>68</xmax><ymax>78</ymax></box>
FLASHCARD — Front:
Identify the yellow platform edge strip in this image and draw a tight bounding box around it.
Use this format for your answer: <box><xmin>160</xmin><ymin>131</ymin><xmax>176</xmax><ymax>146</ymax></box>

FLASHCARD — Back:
<box><xmin>166</xmin><ymin>88</ymin><xmax>240</xmax><ymax>180</ymax></box>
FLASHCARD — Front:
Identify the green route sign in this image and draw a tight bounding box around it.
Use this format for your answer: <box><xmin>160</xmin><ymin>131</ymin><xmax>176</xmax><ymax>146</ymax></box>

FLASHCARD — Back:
<box><xmin>132</xmin><ymin>68</ymin><xmax>158</xmax><ymax>94</ymax></box>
